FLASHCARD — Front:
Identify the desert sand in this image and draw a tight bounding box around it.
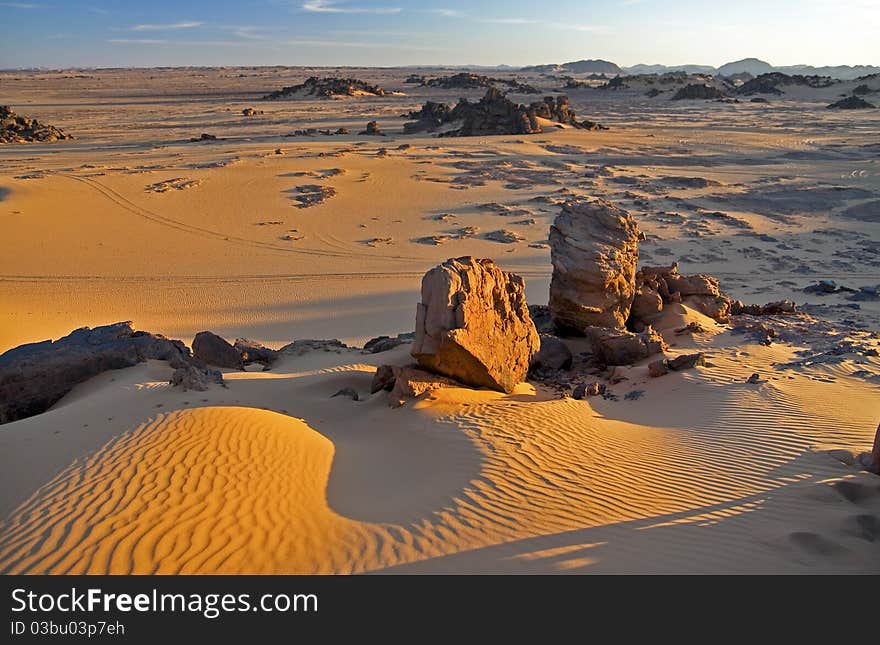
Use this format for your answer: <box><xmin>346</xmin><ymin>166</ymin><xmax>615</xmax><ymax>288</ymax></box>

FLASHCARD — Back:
<box><xmin>0</xmin><ymin>67</ymin><xmax>878</xmax><ymax>574</ymax></box>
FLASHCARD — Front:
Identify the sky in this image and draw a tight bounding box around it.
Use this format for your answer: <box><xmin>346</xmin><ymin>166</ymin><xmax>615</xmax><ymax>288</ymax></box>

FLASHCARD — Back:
<box><xmin>0</xmin><ymin>0</ymin><xmax>877</xmax><ymax>69</ymax></box>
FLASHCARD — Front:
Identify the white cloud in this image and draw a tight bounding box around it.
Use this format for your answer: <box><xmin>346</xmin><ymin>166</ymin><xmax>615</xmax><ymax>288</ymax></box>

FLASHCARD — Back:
<box><xmin>109</xmin><ymin>38</ymin><xmax>168</xmax><ymax>44</ymax></box>
<box><xmin>0</xmin><ymin>2</ymin><xmax>42</xmax><ymax>8</ymax></box>
<box><xmin>427</xmin><ymin>8</ymin><xmax>461</xmax><ymax>17</ymax></box>
<box><xmin>302</xmin><ymin>1</ymin><xmax>401</xmax><ymax>13</ymax></box>
<box><xmin>131</xmin><ymin>21</ymin><xmax>203</xmax><ymax>31</ymax></box>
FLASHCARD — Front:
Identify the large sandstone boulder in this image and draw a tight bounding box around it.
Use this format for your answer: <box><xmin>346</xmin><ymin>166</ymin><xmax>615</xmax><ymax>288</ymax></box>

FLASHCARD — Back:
<box><xmin>0</xmin><ymin>322</ymin><xmax>212</xmax><ymax>424</ymax></box>
<box><xmin>411</xmin><ymin>257</ymin><xmax>539</xmax><ymax>393</ymax></box>
<box><xmin>549</xmin><ymin>199</ymin><xmax>641</xmax><ymax>331</ymax></box>
<box><xmin>192</xmin><ymin>331</ymin><xmax>244</xmax><ymax>370</ymax></box>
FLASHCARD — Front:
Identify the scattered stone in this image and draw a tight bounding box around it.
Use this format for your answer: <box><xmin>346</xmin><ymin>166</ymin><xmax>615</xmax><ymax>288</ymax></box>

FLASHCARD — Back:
<box><xmin>572</xmin><ymin>382</ymin><xmax>602</xmax><ymax>399</ymax></box>
<box><xmin>0</xmin><ymin>105</ymin><xmax>71</xmax><ymax>144</ymax></box>
<box><xmin>359</xmin><ymin>121</ymin><xmax>385</xmax><ymax>136</ymax></box>
<box><xmin>189</xmin><ymin>133</ymin><xmax>217</xmax><ymax>142</ymax></box>
<box><xmin>804</xmin><ymin>280</ymin><xmax>839</xmax><ymax>294</ymax></box>
<box><xmin>192</xmin><ymin>331</ymin><xmax>244</xmax><ymax>370</ymax></box>
<box><xmin>550</xmin><ymin>198</ymin><xmax>641</xmax><ymax>331</ymax></box>
<box><xmin>624</xmin><ymin>390</ymin><xmax>645</xmax><ymax>401</ymax></box>
<box><xmin>0</xmin><ymin>322</ymin><xmax>205</xmax><ymax>424</ymax></box>
<box><xmin>170</xmin><ymin>365</ymin><xmax>223</xmax><ymax>391</ymax></box>
<box><xmin>746</xmin><ymin>373</ymin><xmax>761</xmax><ymax>384</ymax></box>
<box><xmin>292</xmin><ymin>184</ymin><xmax>337</xmax><ymax>208</ymax></box>
<box><xmin>731</xmin><ymin>300</ymin><xmax>798</xmax><ymax>316</ymax></box>
<box><xmin>331</xmin><ymin>387</ymin><xmax>359</xmax><ymax>401</ymax></box>
<box><xmin>484</xmin><ymin>229</ymin><xmax>525</xmax><ymax>244</ymax></box>
<box><xmin>411</xmin><ymin>257</ymin><xmax>540</xmax><ymax>393</ymax></box>
<box><xmin>242</xmin><ymin>107</ymin><xmax>264</xmax><ymax>116</ymax></box>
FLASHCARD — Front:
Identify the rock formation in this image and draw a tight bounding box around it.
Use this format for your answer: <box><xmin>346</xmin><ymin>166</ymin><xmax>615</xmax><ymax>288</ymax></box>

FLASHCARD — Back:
<box><xmin>827</xmin><ymin>96</ymin><xmax>875</xmax><ymax>110</ymax></box>
<box><xmin>262</xmin><ymin>77</ymin><xmax>387</xmax><ymax>100</ymax></box>
<box><xmin>736</xmin><ymin>72</ymin><xmax>836</xmax><ymax>96</ymax></box>
<box><xmin>403</xmin><ymin>88</ymin><xmax>605</xmax><ymax>136</ymax></box>
<box><xmin>672</xmin><ymin>84</ymin><xmax>726</xmax><ymax>100</ymax></box>
<box><xmin>1</xmin><ymin>105</ymin><xmax>71</xmax><ymax>144</ymax></box>
<box><xmin>233</xmin><ymin>338</ymin><xmax>279</xmax><ymax>367</ymax></box>
<box><xmin>192</xmin><ymin>331</ymin><xmax>245</xmax><ymax>369</ymax></box>
<box><xmin>628</xmin><ymin>262</ymin><xmax>734</xmax><ymax>329</ymax></box>
<box><xmin>420</xmin><ymin>73</ymin><xmax>539</xmax><ymax>94</ymax></box>
<box><xmin>411</xmin><ymin>257</ymin><xmax>539</xmax><ymax>393</ymax></box>
<box><xmin>549</xmin><ymin>198</ymin><xmax>641</xmax><ymax>331</ymax></box>
<box><xmin>0</xmin><ymin>322</ymin><xmax>219</xmax><ymax>424</ymax></box>
<box><xmin>590</xmin><ymin>326</ymin><xmax>667</xmax><ymax>365</ymax></box>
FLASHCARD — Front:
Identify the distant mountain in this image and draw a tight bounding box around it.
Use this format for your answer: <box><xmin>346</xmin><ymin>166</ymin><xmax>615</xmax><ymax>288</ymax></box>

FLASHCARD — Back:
<box><xmin>521</xmin><ymin>59</ymin><xmax>622</xmax><ymax>75</ymax></box>
<box><xmin>717</xmin><ymin>58</ymin><xmax>774</xmax><ymax>77</ymax></box>
<box><xmin>624</xmin><ymin>64</ymin><xmax>716</xmax><ymax>75</ymax></box>
<box><xmin>563</xmin><ymin>59</ymin><xmax>622</xmax><ymax>74</ymax></box>
<box><xmin>620</xmin><ymin>60</ymin><xmax>880</xmax><ymax>80</ymax></box>
<box><xmin>776</xmin><ymin>65</ymin><xmax>880</xmax><ymax>80</ymax></box>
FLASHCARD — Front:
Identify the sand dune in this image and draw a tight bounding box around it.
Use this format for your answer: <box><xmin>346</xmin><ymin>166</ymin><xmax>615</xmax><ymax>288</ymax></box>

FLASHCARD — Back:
<box><xmin>1</xmin><ymin>313</ymin><xmax>876</xmax><ymax>574</ymax></box>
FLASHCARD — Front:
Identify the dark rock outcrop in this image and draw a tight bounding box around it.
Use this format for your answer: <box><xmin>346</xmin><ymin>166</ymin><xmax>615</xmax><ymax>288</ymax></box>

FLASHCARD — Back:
<box><xmin>736</xmin><ymin>72</ymin><xmax>836</xmax><ymax>96</ymax></box>
<box><xmin>672</xmin><ymin>84</ymin><xmax>725</xmax><ymax>100</ymax></box>
<box><xmin>827</xmin><ymin>96</ymin><xmax>875</xmax><ymax>110</ymax></box>
<box><xmin>420</xmin><ymin>73</ymin><xmax>539</xmax><ymax>94</ymax></box>
<box><xmin>362</xmin><ymin>333</ymin><xmax>414</xmax><ymax>354</ymax></box>
<box><xmin>192</xmin><ymin>331</ymin><xmax>244</xmax><ymax>370</ymax></box>
<box><xmin>404</xmin><ymin>88</ymin><xmax>605</xmax><ymax>136</ymax></box>
<box><xmin>233</xmin><ymin>338</ymin><xmax>279</xmax><ymax>367</ymax></box>
<box><xmin>1</xmin><ymin>105</ymin><xmax>71</xmax><ymax>144</ymax></box>
<box><xmin>0</xmin><ymin>322</ymin><xmax>217</xmax><ymax>424</ymax></box>
<box><xmin>262</xmin><ymin>77</ymin><xmax>387</xmax><ymax>100</ymax></box>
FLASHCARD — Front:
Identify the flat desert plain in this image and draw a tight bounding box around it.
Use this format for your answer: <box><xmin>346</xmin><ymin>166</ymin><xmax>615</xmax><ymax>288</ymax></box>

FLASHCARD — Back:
<box><xmin>0</xmin><ymin>67</ymin><xmax>878</xmax><ymax>574</ymax></box>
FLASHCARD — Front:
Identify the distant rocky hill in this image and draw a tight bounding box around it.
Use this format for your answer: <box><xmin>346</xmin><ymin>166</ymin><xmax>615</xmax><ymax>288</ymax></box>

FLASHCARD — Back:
<box><xmin>544</xmin><ymin>58</ymin><xmax>880</xmax><ymax>80</ymax></box>
<box><xmin>521</xmin><ymin>59</ymin><xmax>623</xmax><ymax>75</ymax></box>
<box><xmin>717</xmin><ymin>58</ymin><xmax>775</xmax><ymax>77</ymax></box>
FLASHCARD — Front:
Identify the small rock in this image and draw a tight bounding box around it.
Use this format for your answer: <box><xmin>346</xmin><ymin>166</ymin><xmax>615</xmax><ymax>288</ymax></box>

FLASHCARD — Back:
<box><xmin>648</xmin><ymin>359</ymin><xmax>670</xmax><ymax>378</ymax></box>
<box><xmin>667</xmin><ymin>353</ymin><xmax>706</xmax><ymax>371</ymax></box>
<box><xmin>746</xmin><ymin>373</ymin><xmax>761</xmax><ymax>384</ymax></box>
<box><xmin>371</xmin><ymin>365</ymin><xmax>397</xmax><ymax>393</ymax></box>
<box><xmin>331</xmin><ymin>387</ymin><xmax>359</xmax><ymax>401</ymax></box>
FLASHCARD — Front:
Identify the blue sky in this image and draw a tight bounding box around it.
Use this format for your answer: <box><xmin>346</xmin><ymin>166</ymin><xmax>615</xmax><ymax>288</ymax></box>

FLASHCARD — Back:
<box><xmin>0</xmin><ymin>0</ymin><xmax>877</xmax><ymax>68</ymax></box>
